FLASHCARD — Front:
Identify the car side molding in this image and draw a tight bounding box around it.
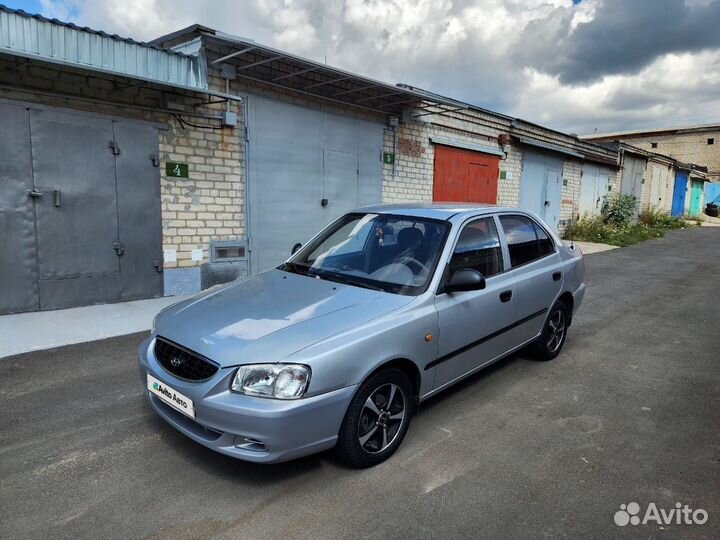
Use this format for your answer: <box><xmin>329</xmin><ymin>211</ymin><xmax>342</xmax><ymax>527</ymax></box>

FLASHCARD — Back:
<box><xmin>424</xmin><ymin>308</ymin><xmax>548</xmax><ymax>371</ymax></box>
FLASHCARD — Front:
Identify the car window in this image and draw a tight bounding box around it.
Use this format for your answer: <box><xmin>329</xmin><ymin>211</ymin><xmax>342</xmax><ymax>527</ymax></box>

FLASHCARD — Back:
<box><xmin>450</xmin><ymin>217</ymin><xmax>503</xmax><ymax>277</ymax></box>
<box><xmin>535</xmin><ymin>223</ymin><xmax>555</xmax><ymax>257</ymax></box>
<box><xmin>499</xmin><ymin>215</ymin><xmax>554</xmax><ymax>267</ymax></box>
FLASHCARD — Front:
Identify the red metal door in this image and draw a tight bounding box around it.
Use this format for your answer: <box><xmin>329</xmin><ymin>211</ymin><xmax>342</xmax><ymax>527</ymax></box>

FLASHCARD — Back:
<box><xmin>433</xmin><ymin>145</ymin><xmax>499</xmax><ymax>203</ymax></box>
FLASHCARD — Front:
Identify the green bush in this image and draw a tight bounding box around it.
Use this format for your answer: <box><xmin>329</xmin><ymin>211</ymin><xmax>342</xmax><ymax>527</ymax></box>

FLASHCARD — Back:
<box><xmin>638</xmin><ymin>206</ymin><xmax>692</xmax><ymax>229</ymax></box>
<box><xmin>602</xmin><ymin>193</ymin><xmax>637</xmax><ymax>226</ymax></box>
<box><xmin>564</xmin><ymin>212</ymin><xmax>689</xmax><ymax>247</ymax></box>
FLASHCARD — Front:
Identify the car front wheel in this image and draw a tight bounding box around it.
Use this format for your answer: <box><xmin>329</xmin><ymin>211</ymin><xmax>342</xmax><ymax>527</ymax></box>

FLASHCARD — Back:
<box><xmin>531</xmin><ymin>299</ymin><xmax>569</xmax><ymax>361</ymax></box>
<box><xmin>335</xmin><ymin>368</ymin><xmax>413</xmax><ymax>468</ymax></box>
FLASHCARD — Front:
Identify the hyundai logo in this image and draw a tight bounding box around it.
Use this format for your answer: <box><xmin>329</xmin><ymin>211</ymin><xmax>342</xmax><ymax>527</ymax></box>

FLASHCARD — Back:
<box><xmin>170</xmin><ymin>356</ymin><xmax>183</xmax><ymax>368</ymax></box>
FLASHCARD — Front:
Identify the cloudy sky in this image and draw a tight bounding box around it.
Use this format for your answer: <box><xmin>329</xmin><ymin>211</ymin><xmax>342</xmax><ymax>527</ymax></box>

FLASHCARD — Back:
<box><xmin>8</xmin><ymin>0</ymin><xmax>720</xmax><ymax>134</ymax></box>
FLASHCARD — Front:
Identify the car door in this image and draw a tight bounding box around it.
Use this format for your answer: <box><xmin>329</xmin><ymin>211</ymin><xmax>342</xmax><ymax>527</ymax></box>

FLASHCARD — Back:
<box><xmin>497</xmin><ymin>214</ymin><xmax>563</xmax><ymax>345</ymax></box>
<box><xmin>432</xmin><ymin>216</ymin><xmax>518</xmax><ymax>391</ymax></box>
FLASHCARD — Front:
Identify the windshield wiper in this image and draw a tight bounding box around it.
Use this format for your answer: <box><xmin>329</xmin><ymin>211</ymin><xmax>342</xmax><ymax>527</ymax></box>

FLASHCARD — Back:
<box><xmin>279</xmin><ymin>261</ymin><xmax>310</xmax><ymax>275</ymax></box>
<box><xmin>309</xmin><ymin>269</ymin><xmax>385</xmax><ymax>292</ymax></box>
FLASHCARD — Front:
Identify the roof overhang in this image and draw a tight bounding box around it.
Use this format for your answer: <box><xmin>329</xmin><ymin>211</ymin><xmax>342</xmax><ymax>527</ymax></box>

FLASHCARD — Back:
<box><xmin>161</xmin><ymin>28</ymin><xmax>466</xmax><ymax>116</ymax></box>
<box><xmin>0</xmin><ymin>6</ymin><xmax>216</xmax><ymax>96</ymax></box>
<box><xmin>429</xmin><ymin>136</ymin><xmax>505</xmax><ymax>157</ymax></box>
<box><xmin>514</xmin><ymin>136</ymin><xmax>585</xmax><ymax>159</ymax></box>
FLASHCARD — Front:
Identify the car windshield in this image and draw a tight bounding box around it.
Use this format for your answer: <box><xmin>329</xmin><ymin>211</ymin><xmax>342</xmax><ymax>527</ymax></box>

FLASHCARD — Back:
<box><xmin>280</xmin><ymin>213</ymin><xmax>451</xmax><ymax>295</ymax></box>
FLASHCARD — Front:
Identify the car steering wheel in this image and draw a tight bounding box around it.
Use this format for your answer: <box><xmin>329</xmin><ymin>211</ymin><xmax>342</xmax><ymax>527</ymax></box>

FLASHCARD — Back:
<box><xmin>398</xmin><ymin>255</ymin><xmax>430</xmax><ymax>275</ymax></box>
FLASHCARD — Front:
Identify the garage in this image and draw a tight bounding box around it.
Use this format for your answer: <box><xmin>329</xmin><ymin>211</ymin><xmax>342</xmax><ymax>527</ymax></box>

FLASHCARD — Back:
<box><xmin>0</xmin><ymin>101</ymin><xmax>163</xmax><ymax>315</ymax></box>
<box><xmin>578</xmin><ymin>164</ymin><xmax>611</xmax><ymax>217</ymax></box>
<box><xmin>432</xmin><ymin>143</ymin><xmax>501</xmax><ymax>203</ymax></box>
<box><xmin>519</xmin><ymin>150</ymin><xmax>564</xmax><ymax>230</ymax></box>
<box><xmin>246</xmin><ymin>95</ymin><xmax>384</xmax><ymax>273</ymax></box>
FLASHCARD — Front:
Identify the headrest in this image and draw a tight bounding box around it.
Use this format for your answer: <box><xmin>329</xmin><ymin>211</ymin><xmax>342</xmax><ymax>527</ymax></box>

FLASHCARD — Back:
<box><xmin>397</xmin><ymin>227</ymin><xmax>423</xmax><ymax>248</ymax></box>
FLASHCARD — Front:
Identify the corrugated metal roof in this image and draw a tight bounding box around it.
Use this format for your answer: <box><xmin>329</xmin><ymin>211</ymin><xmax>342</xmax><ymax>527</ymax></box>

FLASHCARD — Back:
<box><xmin>152</xmin><ymin>25</ymin><xmax>466</xmax><ymax>116</ymax></box>
<box><xmin>0</xmin><ymin>4</ymin><xmax>207</xmax><ymax>91</ymax></box>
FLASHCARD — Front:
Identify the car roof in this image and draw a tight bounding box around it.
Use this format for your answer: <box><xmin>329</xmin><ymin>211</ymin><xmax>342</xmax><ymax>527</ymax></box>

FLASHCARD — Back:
<box><xmin>357</xmin><ymin>202</ymin><xmax>520</xmax><ymax>220</ymax></box>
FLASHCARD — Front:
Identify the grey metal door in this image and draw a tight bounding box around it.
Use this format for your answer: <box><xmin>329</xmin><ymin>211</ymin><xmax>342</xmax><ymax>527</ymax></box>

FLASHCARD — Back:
<box><xmin>247</xmin><ymin>96</ymin><xmax>324</xmax><ymax>273</ymax></box>
<box><xmin>30</xmin><ymin>109</ymin><xmax>121</xmax><ymax>310</ymax></box>
<box><xmin>247</xmin><ymin>96</ymin><xmax>383</xmax><ymax>273</ymax></box>
<box><xmin>0</xmin><ymin>103</ymin><xmax>163</xmax><ymax>314</ymax></box>
<box><xmin>519</xmin><ymin>151</ymin><xmax>564</xmax><ymax>230</ymax></box>
<box><xmin>114</xmin><ymin>121</ymin><xmax>164</xmax><ymax>301</ymax></box>
<box><xmin>0</xmin><ymin>102</ymin><xmax>39</xmax><ymax>314</ymax></box>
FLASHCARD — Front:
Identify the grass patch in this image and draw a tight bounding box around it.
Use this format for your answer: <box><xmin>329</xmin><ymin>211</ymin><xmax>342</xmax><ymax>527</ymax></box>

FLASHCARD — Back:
<box><xmin>564</xmin><ymin>210</ymin><xmax>694</xmax><ymax>247</ymax></box>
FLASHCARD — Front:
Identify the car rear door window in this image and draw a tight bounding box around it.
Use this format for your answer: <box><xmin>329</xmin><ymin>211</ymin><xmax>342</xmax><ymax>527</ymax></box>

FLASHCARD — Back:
<box><xmin>500</xmin><ymin>215</ymin><xmax>555</xmax><ymax>267</ymax></box>
<box><xmin>450</xmin><ymin>217</ymin><xmax>503</xmax><ymax>276</ymax></box>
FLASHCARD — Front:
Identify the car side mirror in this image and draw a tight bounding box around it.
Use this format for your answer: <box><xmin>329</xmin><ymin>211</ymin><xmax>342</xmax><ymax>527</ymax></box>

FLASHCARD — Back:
<box><xmin>445</xmin><ymin>268</ymin><xmax>486</xmax><ymax>293</ymax></box>
<box><xmin>291</xmin><ymin>242</ymin><xmax>302</xmax><ymax>255</ymax></box>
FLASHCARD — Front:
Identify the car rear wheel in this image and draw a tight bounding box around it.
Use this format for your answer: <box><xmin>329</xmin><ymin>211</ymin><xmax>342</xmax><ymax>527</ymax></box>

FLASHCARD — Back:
<box><xmin>531</xmin><ymin>299</ymin><xmax>569</xmax><ymax>361</ymax></box>
<box><xmin>335</xmin><ymin>368</ymin><xmax>413</xmax><ymax>468</ymax></box>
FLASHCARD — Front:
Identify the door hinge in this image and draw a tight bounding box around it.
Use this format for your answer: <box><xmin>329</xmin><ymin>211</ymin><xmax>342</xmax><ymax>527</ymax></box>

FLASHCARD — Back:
<box><xmin>153</xmin><ymin>260</ymin><xmax>163</xmax><ymax>272</ymax></box>
<box><xmin>109</xmin><ymin>140</ymin><xmax>121</xmax><ymax>155</ymax></box>
<box><xmin>149</xmin><ymin>154</ymin><xmax>160</xmax><ymax>167</ymax></box>
<box><xmin>112</xmin><ymin>241</ymin><xmax>125</xmax><ymax>256</ymax></box>
<box><xmin>26</xmin><ymin>188</ymin><xmax>43</xmax><ymax>198</ymax></box>
<box><xmin>244</xmin><ymin>126</ymin><xmax>250</xmax><ymax>142</ymax></box>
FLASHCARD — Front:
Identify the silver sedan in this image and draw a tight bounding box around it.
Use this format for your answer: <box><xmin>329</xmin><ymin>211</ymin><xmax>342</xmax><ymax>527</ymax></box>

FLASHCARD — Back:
<box><xmin>139</xmin><ymin>204</ymin><xmax>585</xmax><ymax>467</ymax></box>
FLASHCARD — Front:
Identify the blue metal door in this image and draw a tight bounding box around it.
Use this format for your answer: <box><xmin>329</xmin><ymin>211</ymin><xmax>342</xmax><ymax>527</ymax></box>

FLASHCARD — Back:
<box><xmin>671</xmin><ymin>171</ymin><xmax>688</xmax><ymax>217</ymax></box>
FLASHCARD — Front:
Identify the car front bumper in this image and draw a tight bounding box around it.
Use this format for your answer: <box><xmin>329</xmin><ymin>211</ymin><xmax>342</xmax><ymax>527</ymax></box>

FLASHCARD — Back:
<box><xmin>138</xmin><ymin>336</ymin><xmax>357</xmax><ymax>463</ymax></box>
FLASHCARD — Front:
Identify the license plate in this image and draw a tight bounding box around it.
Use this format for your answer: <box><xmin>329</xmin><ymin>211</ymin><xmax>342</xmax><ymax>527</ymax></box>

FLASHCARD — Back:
<box><xmin>147</xmin><ymin>373</ymin><xmax>195</xmax><ymax>419</ymax></box>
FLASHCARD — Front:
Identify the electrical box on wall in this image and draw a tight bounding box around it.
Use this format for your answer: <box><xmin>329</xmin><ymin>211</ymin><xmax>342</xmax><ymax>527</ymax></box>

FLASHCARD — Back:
<box><xmin>221</xmin><ymin>111</ymin><xmax>237</xmax><ymax>127</ymax></box>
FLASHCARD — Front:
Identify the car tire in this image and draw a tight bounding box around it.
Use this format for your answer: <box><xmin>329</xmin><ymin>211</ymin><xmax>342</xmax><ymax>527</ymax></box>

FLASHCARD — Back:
<box><xmin>531</xmin><ymin>299</ymin><xmax>570</xmax><ymax>361</ymax></box>
<box><xmin>335</xmin><ymin>368</ymin><xmax>413</xmax><ymax>468</ymax></box>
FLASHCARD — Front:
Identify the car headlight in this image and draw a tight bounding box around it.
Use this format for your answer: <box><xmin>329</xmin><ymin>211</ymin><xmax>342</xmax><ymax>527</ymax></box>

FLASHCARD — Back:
<box><xmin>231</xmin><ymin>364</ymin><xmax>311</xmax><ymax>399</ymax></box>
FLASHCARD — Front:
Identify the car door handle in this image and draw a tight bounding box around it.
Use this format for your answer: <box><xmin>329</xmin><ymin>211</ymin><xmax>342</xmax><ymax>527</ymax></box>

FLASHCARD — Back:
<box><xmin>499</xmin><ymin>290</ymin><xmax>512</xmax><ymax>303</ymax></box>
<box><xmin>553</xmin><ymin>271</ymin><xmax>562</xmax><ymax>281</ymax></box>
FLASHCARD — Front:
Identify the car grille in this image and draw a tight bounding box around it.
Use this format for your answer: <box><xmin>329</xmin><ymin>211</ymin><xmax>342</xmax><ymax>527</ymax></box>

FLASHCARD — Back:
<box><xmin>154</xmin><ymin>338</ymin><xmax>219</xmax><ymax>381</ymax></box>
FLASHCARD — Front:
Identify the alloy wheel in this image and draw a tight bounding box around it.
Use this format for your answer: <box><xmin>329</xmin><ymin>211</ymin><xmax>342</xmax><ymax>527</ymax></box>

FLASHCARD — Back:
<box><xmin>357</xmin><ymin>383</ymin><xmax>406</xmax><ymax>454</ymax></box>
<box><xmin>546</xmin><ymin>309</ymin><xmax>566</xmax><ymax>353</ymax></box>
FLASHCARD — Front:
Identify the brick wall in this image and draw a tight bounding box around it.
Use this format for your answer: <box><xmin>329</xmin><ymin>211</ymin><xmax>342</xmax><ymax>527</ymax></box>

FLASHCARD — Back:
<box><xmin>597</xmin><ymin>131</ymin><xmax>720</xmax><ymax>180</ymax></box>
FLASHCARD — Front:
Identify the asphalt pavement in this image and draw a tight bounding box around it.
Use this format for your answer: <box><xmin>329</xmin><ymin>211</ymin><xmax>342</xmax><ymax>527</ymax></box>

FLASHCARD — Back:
<box><xmin>1</xmin><ymin>226</ymin><xmax>719</xmax><ymax>539</ymax></box>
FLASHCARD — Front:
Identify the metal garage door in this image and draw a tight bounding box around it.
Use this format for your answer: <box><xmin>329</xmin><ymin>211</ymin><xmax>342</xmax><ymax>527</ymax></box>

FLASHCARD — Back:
<box><xmin>621</xmin><ymin>154</ymin><xmax>646</xmax><ymax>216</ymax></box>
<box><xmin>246</xmin><ymin>96</ymin><xmax>383</xmax><ymax>273</ymax></box>
<box><xmin>519</xmin><ymin>151</ymin><xmax>564</xmax><ymax>230</ymax></box>
<box><xmin>671</xmin><ymin>170</ymin><xmax>689</xmax><ymax>217</ymax></box>
<box><xmin>0</xmin><ymin>102</ymin><xmax>163</xmax><ymax>314</ymax></box>
<box><xmin>432</xmin><ymin>145</ymin><xmax>500</xmax><ymax>203</ymax></box>
<box><xmin>579</xmin><ymin>164</ymin><xmax>611</xmax><ymax>218</ymax></box>
<box><xmin>647</xmin><ymin>163</ymin><xmax>666</xmax><ymax>210</ymax></box>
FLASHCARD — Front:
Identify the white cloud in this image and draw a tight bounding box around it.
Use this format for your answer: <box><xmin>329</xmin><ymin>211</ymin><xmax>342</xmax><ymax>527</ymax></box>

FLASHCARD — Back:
<box><xmin>36</xmin><ymin>0</ymin><xmax>720</xmax><ymax>133</ymax></box>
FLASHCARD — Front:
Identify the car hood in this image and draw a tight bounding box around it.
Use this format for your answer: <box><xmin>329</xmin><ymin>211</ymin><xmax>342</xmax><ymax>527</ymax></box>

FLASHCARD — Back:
<box><xmin>154</xmin><ymin>269</ymin><xmax>413</xmax><ymax>367</ymax></box>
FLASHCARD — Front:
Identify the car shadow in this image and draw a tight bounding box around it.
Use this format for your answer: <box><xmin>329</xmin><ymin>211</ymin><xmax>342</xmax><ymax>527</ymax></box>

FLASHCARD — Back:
<box><xmin>415</xmin><ymin>347</ymin><xmax>535</xmax><ymax>414</ymax></box>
